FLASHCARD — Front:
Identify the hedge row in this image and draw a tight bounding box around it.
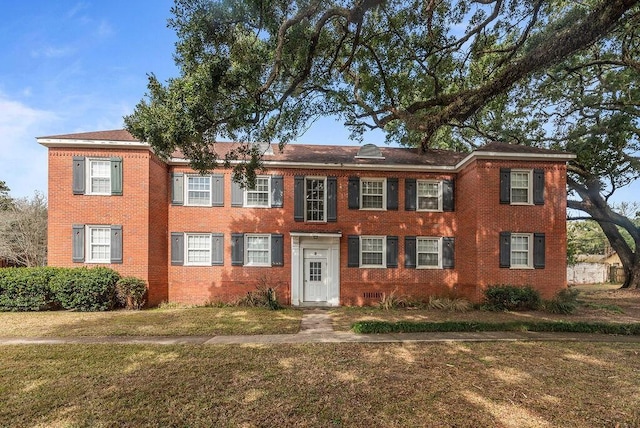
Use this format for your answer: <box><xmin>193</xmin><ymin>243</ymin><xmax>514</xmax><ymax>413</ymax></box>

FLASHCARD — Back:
<box><xmin>0</xmin><ymin>267</ymin><xmax>136</xmax><ymax>312</ymax></box>
<box><xmin>351</xmin><ymin>320</ymin><xmax>640</xmax><ymax>335</ymax></box>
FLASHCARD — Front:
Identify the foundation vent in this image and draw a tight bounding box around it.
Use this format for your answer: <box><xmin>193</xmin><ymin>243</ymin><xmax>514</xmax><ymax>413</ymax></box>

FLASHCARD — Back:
<box><xmin>363</xmin><ymin>292</ymin><xmax>383</xmax><ymax>299</ymax></box>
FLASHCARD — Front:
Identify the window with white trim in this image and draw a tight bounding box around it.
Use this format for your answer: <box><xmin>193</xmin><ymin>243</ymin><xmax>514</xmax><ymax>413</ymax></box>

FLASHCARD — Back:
<box><xmin>417</xmin><ymin>180</ymin><xmax>442</xmax><ymax>211</ymax></box>
<box><xmin>185</xmin><ymin>234</ymin><xmax>212</xmax><ymax>265</ymax></box>
<box><xmin>245</xmin><ymin>234</ymin><xmax>271</xmax><ymax>266</ymax></box>
<box><xmin>360</xmin><ymin>236</ymin><xmax>386</xmax><ymax>267</ymax></box>
<box><xmin>511</xmin><ymin>233</ymin><xmax>532</xmax><ymax>268</ymax></box>
<box><xmin>510</xmin><ymin>170</ymin><xmax>532</xmax><ymax>204</ymax></box>
<box><xmin>305</xmin><ymin>177</ymin><xmax>326</xmax><ymax>221</ymax></box>
<box><xmin>185</xmin><ymin>175</ymin><xmax>212</xmax><ymax>206</ymax></box>
<box><xmin>87</xmin><ymin>159</ymin><xmax>111</xmax><ymax>195</ymax></box>
<box><xmin>87</xmin><ymin>226</ymin><xmax>111</xmax><ymax>263</ymax></box>
<box><xmin>417</xmin><ymin>237</ymin><xmax>441</xmax><ymax>268</ymax></box>
<box><xmin>360</xmin><ymin>178</ymin><xmax>385</xmax><ymax>209</ymax></box>
<box><xmin>245</xmin><ymin>176</ymin><xmax>270</xmax><ymax>207</ymax></box>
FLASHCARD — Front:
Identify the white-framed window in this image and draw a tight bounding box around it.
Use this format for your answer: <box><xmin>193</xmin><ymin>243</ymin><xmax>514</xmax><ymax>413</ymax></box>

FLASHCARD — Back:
<box><xmin>417</xmin><ymin>237</ymin><xmax>441</xmax><ymax>268</ymax></box>
<box><xmin>87</xmin><ymin>159</ymin><xmax>111</xmax><ymax>195</ymax></box>
<box><xmin>510</xmin><ymin>170</ymin><xmax>532</xmax><ymax>204</ymax></box>
<box><xmin>305</xmin><ymin>177</ymin><xmax>326</xmax><ymax>222</ymax></box>
<box><xmin>360</xmin><ymin>178</ymin><xmax>385</xmax><ymax>210</ymax></box>
<box><xmin>360</xmin><ymin>236</ymin><xmax>386</xmax><ymax>267</ymax></box>
<box><xmin>511</xmin><ymin>233</ymin><xmax>533</xmax><ymax>268</ymax></box>
<box><xmin>417</xmin><ymin>180</ymin><xmax>442</xmax><ymax>211</ymax></box>
<box><xmin>186</xmin><ymin>175</ymin><xmax>212</xmax><ymax>206</ymax></box>
<box><xmin>245</xmin><ymin>234</ymin><xmax>271</xmax><ymax>266</ymax></box>
<box><xmin>185</xmin><ymin>234</ymin><xmax>211</xmax><ymax>265</ymax></box>
<box><xmin>245</xmin><ymin>176</ymin><xmax>271</xmax><ymax>207</ymax></box>
<box><xmin>86</xmin><ymin>226</ymin><xmax>111</xmax><ymax>263</ymax></box>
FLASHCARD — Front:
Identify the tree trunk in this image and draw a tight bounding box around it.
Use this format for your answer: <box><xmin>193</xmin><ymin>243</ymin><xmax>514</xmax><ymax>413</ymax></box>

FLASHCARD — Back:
<box><xmin>621</xmin><ymin>254</ymin><xmax>640</xmax><ymax>289</ymax></box>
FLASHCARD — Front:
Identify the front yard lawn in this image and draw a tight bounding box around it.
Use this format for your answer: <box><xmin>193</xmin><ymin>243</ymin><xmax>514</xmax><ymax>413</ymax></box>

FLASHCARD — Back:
<box><xmin>0</xmin><ymin>307</ymin><xmax>302</xmax><ymax>337</ymax></box>
<box><xmin>1</xmin><ymin>342</ymin><xmax>639</xmax><ymax>427</ymax></box>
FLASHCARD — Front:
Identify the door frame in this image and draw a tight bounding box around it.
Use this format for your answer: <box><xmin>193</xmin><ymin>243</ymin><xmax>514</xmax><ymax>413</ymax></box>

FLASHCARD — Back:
<box><xmin>290</xmin><ymin>232</ymin><xmax>341</xmax><ymax>306</ymax></box>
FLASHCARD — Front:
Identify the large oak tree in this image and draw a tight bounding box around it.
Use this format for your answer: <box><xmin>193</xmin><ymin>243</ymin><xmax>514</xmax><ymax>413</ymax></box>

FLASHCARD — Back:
<box><xmin>125</xmin><ymin>0</ymin><xmax>640</xmax><ymax>288</ymax></box>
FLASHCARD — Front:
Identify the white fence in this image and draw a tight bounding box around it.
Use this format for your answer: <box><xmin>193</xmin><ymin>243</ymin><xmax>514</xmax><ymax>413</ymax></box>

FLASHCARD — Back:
<box><xmin>567</xmin><ymin>262</ymin><xmax>609</xmax><ymax>285</ymax></box>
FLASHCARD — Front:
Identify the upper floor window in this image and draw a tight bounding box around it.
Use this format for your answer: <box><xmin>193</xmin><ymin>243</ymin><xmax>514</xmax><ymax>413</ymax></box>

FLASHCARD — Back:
<box><xmin>500</xmin><ymin>168</ymin><xmax>544</xmax><ymax>205</ymax></box>
<box><xmin>306</xmin><ymin>178</ymin><xmax>326</xmax><ymax>222</ymax></box>
<box><xmin>73</xmin><ymin>156</ymin><xmax>122</xmax><ymax>196</ymax></box>
<box><xmin>417</xmin><ymin>180</ymin><xmax>442</xmax><ymax>211</ymax></box>
<box><xmin>510</xmin><ymin>170</ymin><xmax>531</xmax><ymax>204</ymax></box>
<box><xmin>245</xmin><ymin>176</ymin><xmax>271</xmax><ymax>207</ymax></box>
<box><xmin>88</xmin><ymin>159</ymin><xmax>111</xmax><ymax>195</ymax></box>
<box><xmin>360</xmin><ymin>178</ymin><xmax>385</xmax><ymax>210</ymax></box>
<box><xmin>186</xmin><ymin>175</ymin><xmax>211</xmax><ymax>206</ymax></box>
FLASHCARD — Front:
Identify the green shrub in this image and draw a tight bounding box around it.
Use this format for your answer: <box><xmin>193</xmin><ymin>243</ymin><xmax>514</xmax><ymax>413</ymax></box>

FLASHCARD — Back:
<box><xmin>50</xmin><ymin>267</ymin><xmax>120</xmax><ymax>311</ymax></box>
<box><xmin>116</xmin><ymin>277</ymin><xmax>147</xmax><ymax>310</ymax></box>
<box><xmin>544</xmin><ymin>288</ymin><xmax>580</xmax><ymax>314</ymax></box>
<box><xmin>483</xmin><ymin>285</ymin><xmax>541</xmax><ymax>311</ymax></box>
<box><xmin>0</xmin><ymin>267</ymin><xmax>61</xmax><ymax>311</ymax></box>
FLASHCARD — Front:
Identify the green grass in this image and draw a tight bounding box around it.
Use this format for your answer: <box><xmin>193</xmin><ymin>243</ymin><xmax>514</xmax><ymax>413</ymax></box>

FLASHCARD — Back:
<box><xmin>0</xmin><ymin>307</ymin><xmax>303</xmax><ymax>337</ymax></box>
<box><xmin>351</xmin><ymin>320</ymin><xmax>640</xmax><ymax>335</ymax></box>
<box><xmin>581</xmin><ymin>302</ymin><xmax>625</xmax><ymax>313</ymax></box>
<box><xmin>1</xmin><ymin>342</ymin><xmax>638</xmax><ymax>427</ymax></box>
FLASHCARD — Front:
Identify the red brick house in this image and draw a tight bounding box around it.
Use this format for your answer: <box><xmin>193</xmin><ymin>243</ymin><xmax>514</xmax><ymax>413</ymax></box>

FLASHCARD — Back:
<box><xmin>38</xmin><ymin>130</ymin><xmax>574</xmax><ymax>306</ymax></box>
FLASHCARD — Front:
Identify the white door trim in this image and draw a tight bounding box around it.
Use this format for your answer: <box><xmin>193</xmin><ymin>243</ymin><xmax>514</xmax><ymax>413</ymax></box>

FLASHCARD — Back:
<box><xmin>291</xmin><ymin>233</ymin><xmax>341</xmax><ymax>306</ymax></box>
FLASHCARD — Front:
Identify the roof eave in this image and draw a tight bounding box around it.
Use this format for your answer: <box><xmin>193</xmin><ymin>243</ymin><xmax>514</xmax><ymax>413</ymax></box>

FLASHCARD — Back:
<box><xmin>37</xmin><ymin>138</ymin><xmax>151</xmax><ymax>150</ymax></box>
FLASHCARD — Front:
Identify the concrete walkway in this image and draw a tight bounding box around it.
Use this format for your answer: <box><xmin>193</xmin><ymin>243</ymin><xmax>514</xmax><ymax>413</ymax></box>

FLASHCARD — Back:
<box><xmin>1</xmin><ymin>309</ymin><xmax>640</xmax><ymax>346</ymax></box>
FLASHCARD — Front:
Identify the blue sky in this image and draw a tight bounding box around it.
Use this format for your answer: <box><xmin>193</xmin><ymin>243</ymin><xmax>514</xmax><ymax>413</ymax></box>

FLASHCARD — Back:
<box><xmin>1</xmin><ymin>1</ymin><xmax>638</xmax><ymax>207</ymax></box>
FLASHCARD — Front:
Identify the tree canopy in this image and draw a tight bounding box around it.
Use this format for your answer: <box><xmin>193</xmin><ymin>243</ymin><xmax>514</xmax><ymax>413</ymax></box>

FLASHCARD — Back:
<box><xmin>125</xmin><ymin>0</ymin><xmax>640</xmax><ymax>287</ymax></box>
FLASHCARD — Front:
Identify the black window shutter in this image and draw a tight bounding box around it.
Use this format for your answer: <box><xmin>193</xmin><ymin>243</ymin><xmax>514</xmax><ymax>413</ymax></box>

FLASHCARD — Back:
<box><xmin>212</xmin><ymin>174</ymin><xmax>224</xmax><ymax>207</ymax></box>
<box><xmin>533</xmin><ymin>169</ymin><xmax>545</xmax><ymax>205</ymax></box>
<box><xmin>231</xmin><ymin>181</ymin><xmax>243</xmax><ymax>207</ymax></box>
<box><xmin>442</xmin><ymin>237</ymin><xmax>455</xmax><ymax>269</ymax></box>
<box><xmin>110</xmin><ymin>157</ymin><xmax>123</xmax><ymax>196</ymax></box>
<box><xmin>405</xmin><ymin>179</ymin><xmax>416</xmax><ymax>211</ymax></box>
<box><xmin>347</xmin><ymin>235</ymin><xmax>360</xmax><ymax>267</ymax></box>
<box><xmin>212</xmin><ymin>233</ymin><xmax>224</xmax><ymax>265</ymax></box>
<box><xmin>271</xmin><ymin>234</ymin><xmax>284</xmax><ymax>266</ymax></box>
<box><xmin>443</xmin><ymin>179</ymin><xmax>455</xmax><ymax>212</ymax></box>
<box><xmin>327</xmin><ymin>177</ymin><xmax>337</xmax><ymax>222</ymax></box>
<box><xmin>294</xmin><ymin>176</ymin><xmax>304</xmax><ymax>221</ymax></box>
<box><xmin>386</xmin><ymin>236</ymin><xmax>398</xmax><ymax>268</ymax></box>
<box><xmin>110</xmin><ymin>225</ymin><xmax>123</xmax><ymax>264</ymax></box>
<box><xmin>72</xmin><ymin>157</ymin><xmax>85</xmax><ymax>195</ymax></box>
<box><xmin>231</xmin><ymin>233</ymin><xmax>244</xmax><ymax>265</ymax></box>
<box><xmin>348</xmin><ymin>177</ymin><xmax>360</xmax><ymax>209</ymax></box>
<box><xmin>386</xmin><ymin>178</ymin><xmax>398</xmax><ymax>210</ymax></box>
<box><xmin>534</xmin><ymin>233</ymin><xmax>546</xmax><ymax>269</ymax></box>
<box><xmin>404</xmin><ymin>236</ymin><xmax>416</xmax><ymax>268</ymax></box>
<box><xmin>499</xmin><ymin>232</ymin><xmax>511</xmax><ymax>268</ymax></box>
<box><xmin>72</xmin><ymin>224</ymin><xmax>85</xmax><ymax>262</ymax></box>
<box><xmin>171</xmin><ymin>173</ymin><xmax>184</xmax><ymax>205</ymax></box>
<box><xmin>171</xmin><ymin>233</ymin><xmax>184</xmax><ymax>266</ymax></box>
<box><xmin>271</xmin><ymin>176</ymin><xmax>284</xmax><ymax>208</ymax></box>
<box><xmin>500</xmin><ymin>169</ymin><xmax>511</xmax><ymax>204</ymax></box>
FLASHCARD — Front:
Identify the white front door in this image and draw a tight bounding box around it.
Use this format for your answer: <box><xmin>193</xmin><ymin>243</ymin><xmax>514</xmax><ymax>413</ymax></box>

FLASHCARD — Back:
<box><xmin>303</xmin><ymin>249</ymin><xmax>328</xmax><ymax>302</ymax></box>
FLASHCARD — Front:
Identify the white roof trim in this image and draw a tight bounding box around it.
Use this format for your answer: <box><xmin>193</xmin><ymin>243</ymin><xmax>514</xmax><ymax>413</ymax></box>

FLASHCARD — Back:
<box><xmin>37</xmin><ymin>138</ymin><xmax>151</xmax><ymax>150</ymax></box>
<box><xmin>455</xmin><ymin>150</ymin><xmax>576</xmax><ymax>170</ymax></box>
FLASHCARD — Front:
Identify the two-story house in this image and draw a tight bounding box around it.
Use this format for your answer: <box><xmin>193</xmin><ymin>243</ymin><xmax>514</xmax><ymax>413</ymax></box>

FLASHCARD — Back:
<box><xmin>38</xmin><ymin>130</ymin><xmax>574</xmax><ymax>306</ymax></box>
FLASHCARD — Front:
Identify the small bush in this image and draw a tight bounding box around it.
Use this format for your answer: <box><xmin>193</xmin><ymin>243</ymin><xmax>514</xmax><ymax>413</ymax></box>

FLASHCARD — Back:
<box><xmin>0</xmin><ymin>267</ymin><xmax>61</xmax><ymax>311</ymax></box>
<box><xmin>544</xmin><ymin>288</ymin><xmax>579</xmax><ymax>314</ymax></box>
<box><xmin>379</xmin><ymin>289</ymin><xmax>408</xmax><ymax>310</ymax></box>
<box><xmin>483</xmin><ymin>285</ymin><xmax>541</xmax><ymax>311</ymax></box>
<box><xmin>235</xmin><ymin>276</ymin><xmax>282</xmax><ymax>310</ymax></box>
<box><xmin>428</xmin><ymin>296</ymin><xmax>472</xmax><ymax>312</ymax></box>
<box><xmin>116</xmin><ymin>277</ymin><xmax>147</xmax><ymax>310</ymax></box>
<box><xmin>50</xmin><ymin>267</ymin><xmax>120</xmax><ymax>311</ymax></box>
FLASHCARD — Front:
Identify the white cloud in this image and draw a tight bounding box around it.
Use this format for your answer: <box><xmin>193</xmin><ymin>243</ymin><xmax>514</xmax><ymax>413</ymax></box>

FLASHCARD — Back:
<box><xmin>0</xmin><ymin>94</ymin><xmax>58</xmax><ymax>197</ymax></box>
<box><xmin>31</xmin><ymin>45</ymin><xmax>76</xmax><ymax>59</ymax></box>
<box><xmin>96</xmin><ymin>20</ymin><xmax>114</xmax><ymax>38</ymax></box>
